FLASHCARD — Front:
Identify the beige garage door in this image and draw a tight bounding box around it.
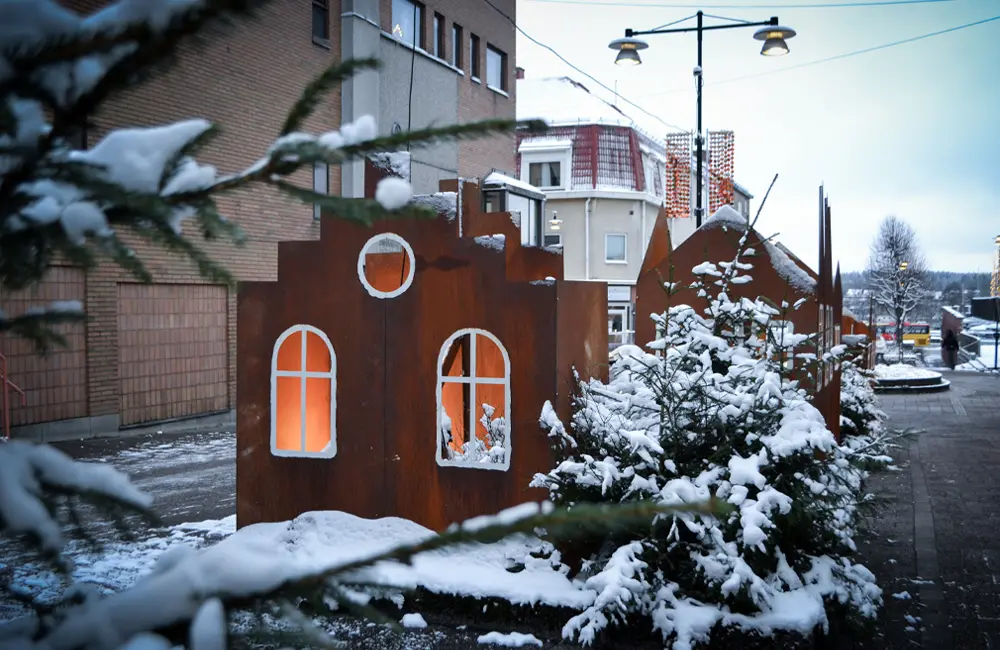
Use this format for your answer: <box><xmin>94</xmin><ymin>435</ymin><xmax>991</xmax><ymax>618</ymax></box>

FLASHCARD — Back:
<box><xmin>0</xmin><ymin>266</ymin><xmax>87</xmax><ymax>427</ymax></box>
<box><xmin>118</xmin><ymin>284</ymin><xmax>228</xmax><ymax>426</ymax></box>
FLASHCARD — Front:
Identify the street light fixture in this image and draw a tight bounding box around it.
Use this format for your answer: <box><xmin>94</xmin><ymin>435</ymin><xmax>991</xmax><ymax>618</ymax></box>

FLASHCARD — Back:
<box><xmin>549</xmin><ymin>210</ymin><xmax>563</xmax><ymax>231</ymax></box>
<box><xmin>609</xmin><ymin>11</ymin><xmax>796</xmax><ymax>227</ymax></box>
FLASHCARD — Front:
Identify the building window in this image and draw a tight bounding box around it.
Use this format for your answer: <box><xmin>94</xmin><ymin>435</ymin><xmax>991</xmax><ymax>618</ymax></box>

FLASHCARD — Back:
<box><xmin>486</xmin><ymin>45</ymin><xmax>506</xmax><ymax>91</ymax></box>
<box><xmin>433</xmin><ymin>12</ymin><xmax>445</xmax><ymax>58</ymax></box>
<box><xmin>271</xmin><ymin>325</ymin><xmax>336</xmax><ymax>458</ymax></box>
<box><xmin>437</xmin><ymin>328</ymin><xmax>511</xmax><ymax>471</ymax></box>
<box><xmin>544</xmin><ymin>234</ymin><xmax>562</xmax><ymax>247</ymax></box>
<box><xmin>312</xmin><ymin>0</ymin><xmax>329</xmax><ymax>41</ymax></box>
<box><xmin>528</xmin><ymin>162</ymin><xmax>561</xmax><ymax>188</ymax></box>
<box><xmin>452</xmin><ymin>24</ymin><xmax>462</xmax><ymax>68</ymax></box>
<box><xmin>313</xmin><ymin>162</ymin><xmax>328</xmax><ymax>220</ymax></box>
<box><xmin>470</xmin><ymin>34</ymin><xmax>481</xmax><ymax>79</ymax></box>
<box><xmin>392</xmin><ymin>0</ymin><xmax>424</xmax><ymax>49</ymax></box>
<box><xmin>605</xmin><ymin>233</ymin><xmax>627</xmax><ymax>263</ymax></box>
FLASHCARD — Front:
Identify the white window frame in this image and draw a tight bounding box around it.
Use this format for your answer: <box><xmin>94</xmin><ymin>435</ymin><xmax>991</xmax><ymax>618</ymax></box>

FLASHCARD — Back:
<box><xmin>605</xmin><ymin>232</ymin><xmax>628</xmax><ymax>264</ymax></box>
<box><xmin>519</xmin><ymin>145</ymin><xmax>572</xmax><ymax>191</ymax></box>
<box><xmin>435</xmin><ymin>328</ymin><xmax>512</xmax><ymax>472</ymax></box>
<box><xmin>270</xmin><ymin>324</ymin><xmax>337</xmax><ymax>459</ymax></box>
<box><xmin>313</xmin><ymin>162</ymin><xmax>328</xmax><ymax>220</ymax></box>
<box><xmin>486</xmin><ymin>44</ymin><xmax>506</xmax><ymax>91</ymax></box>
<box><xmin>543</xmin><ymin>233</ymin><xmax>562</xmax><ymax>248</ymax></box>
<box><xmin>357</xmin><ymin>232</ymin><xmax>416</xmax><ymax>299</ymax></box>
<box><xmin>526</xmin><ymin>161</ymin><xmax>564</xmax><ymax>190</ymax></box>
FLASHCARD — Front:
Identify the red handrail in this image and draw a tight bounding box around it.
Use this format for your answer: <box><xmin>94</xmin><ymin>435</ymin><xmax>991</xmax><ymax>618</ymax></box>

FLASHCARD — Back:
<box><xmin>0</xmin><ymin>353</ymin><xmax>25</xmax><ymax>442</ymax></box>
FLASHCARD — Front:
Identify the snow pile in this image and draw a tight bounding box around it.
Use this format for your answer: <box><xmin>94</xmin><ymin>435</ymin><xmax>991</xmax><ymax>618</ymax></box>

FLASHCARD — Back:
<box><xmin>400</xmin><ymin>613</ymin><xmax>428</xmax><ymax>629</ymax></box>
<box><xmin>412</xmin><ymin>192</ymin><xmax>458</xmax><ymax>220</ymax></box>
<box><xmin>3</xmin><ymin>508</ymin><xmax>592</xmax><ymax>649</ymax></box>
<box><xmin>873</xmin><ymin>364</ymin><xmax>941</xmax><ymax>380</ymax></box>
<box><xmin>478</xmin><ymin>631</ymin><xmax>543</xmax><ymax>647</ymax></box>
<box><xmin>531</xmin><ymin>247</ymin><xmax>881</xmax><ymax>648</ymax></box>
<box><xmin>369</xmin><ymin>151</ymin><xmax>412</xmax><ymax>180</ymax></box>
<box><xmin>0</xmin><ymin>441</ymin><xmax>152</xmax><ymax>554</ymax></box>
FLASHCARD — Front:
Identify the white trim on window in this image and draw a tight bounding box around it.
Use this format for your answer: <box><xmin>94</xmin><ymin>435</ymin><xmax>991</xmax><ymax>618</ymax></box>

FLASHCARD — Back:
<box><xmin>520</xmin><ymin>147</ymin><xmax>572</xmax><ymax>191</ymax></box>
<box><xmin>543</xmin><ymin>233</ymin><xmax>562</xmax><ymax>248</ymax></box>
<box><xmin>270</xmin><ymin>324</ymin><xmax>337</xmax><ymax>459</ymax></box>
<box><xmin>357</xmin><ymin>233</ymin><xmax>416</xmax><ymax>299</ymax></box>
<box><xmin>605</xmin><ymin>232</ymin><xmax>627</xmax><ymax>264</ymax></box>
<box><xmin>436</xmin><ymin>328</ymin><xmax>511</xmax><ymax>471</ymax></box>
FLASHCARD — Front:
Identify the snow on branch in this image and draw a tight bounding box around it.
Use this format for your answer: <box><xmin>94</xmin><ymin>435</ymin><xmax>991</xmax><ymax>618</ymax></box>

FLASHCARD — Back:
<box><xmin>0</xmin><ymin>441</ymin><xmax>153</xmax><ymax>556</ymax></box>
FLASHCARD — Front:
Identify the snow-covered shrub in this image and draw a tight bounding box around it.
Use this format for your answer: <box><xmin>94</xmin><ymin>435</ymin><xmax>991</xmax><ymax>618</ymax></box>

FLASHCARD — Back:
<box><xmin>533</xmin><ymin>237</ymin><xmax>883</xmax><ymax>648</ymax></box>
<box><xmin>839</xmin><ymin>358</ymin><xmax>887</xmax><ymax>439</ymax></box>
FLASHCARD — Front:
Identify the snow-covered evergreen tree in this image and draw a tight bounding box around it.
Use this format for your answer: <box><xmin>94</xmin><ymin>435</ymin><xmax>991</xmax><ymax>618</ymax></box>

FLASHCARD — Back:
<box><xmin>534</xmin><ymin>225</ymin><xmax>888</xmax><ymax>649</ymax></box>
<box><xmin>839</xmin><ymin>356</ymin><xmax>887</xmax><ymax>439</ymax></box>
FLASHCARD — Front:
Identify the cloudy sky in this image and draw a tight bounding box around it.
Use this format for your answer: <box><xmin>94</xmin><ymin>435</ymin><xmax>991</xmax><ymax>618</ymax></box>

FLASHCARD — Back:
<box><xmin>514</xmin><ymin>0</ymin><xmax>999</xmax><ymax>273</ymax></box>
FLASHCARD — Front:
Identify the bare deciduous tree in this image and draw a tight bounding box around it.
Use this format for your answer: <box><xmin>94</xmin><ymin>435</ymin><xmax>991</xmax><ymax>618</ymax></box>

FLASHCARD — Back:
<box><xmin>865</xmin><ymin>216</ymin><xmax>928</xmax><ymax>362</ymax></box>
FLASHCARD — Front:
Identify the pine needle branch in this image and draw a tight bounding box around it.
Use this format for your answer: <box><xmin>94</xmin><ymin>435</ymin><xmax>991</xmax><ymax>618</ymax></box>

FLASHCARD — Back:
<box><xmin>281</xmin><ymin>58</ymin><xmax>382</xmax><ymax>135</ymax></box>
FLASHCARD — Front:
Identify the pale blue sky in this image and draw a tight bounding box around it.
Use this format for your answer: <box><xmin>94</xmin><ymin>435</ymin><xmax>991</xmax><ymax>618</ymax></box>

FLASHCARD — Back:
<box><xmin>515</xmin><ymin>0</ymin><xmax>1000</xmax><ymax>272</ymax></box>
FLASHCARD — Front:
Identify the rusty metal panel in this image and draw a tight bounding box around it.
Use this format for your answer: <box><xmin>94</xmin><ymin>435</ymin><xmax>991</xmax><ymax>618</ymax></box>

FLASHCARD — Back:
<box><xmin>556</xmin><ymin>281</ymin><xmax>609</xmax><ymax>424</ymax></box>
<box><xmin>236</xmin><ymin>223</ymin><xmax>388</xmax><ymax>529</ymax></box>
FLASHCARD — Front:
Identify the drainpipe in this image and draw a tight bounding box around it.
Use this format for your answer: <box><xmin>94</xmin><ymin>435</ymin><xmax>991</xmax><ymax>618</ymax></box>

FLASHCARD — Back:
<box><xmin>584</xmin><ymin>197</ymin><xmax>592</xmax><ymax>280</ymax></box>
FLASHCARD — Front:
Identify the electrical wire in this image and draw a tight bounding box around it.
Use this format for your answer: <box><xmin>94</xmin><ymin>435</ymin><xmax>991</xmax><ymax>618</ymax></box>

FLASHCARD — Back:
<box><xmin>529</xmin><ymin>0</ymin><xmax>954</xmax><ymax>8</ymax></box>
<box><xmin>479</xmin><ymin>0</ymin><xmax>690</xmax><ymax>132</ymax></box>
<box><xmin>639</xmin><ymin>13</ymin><xmax>1000</xmax><ymax>98</ymax></box>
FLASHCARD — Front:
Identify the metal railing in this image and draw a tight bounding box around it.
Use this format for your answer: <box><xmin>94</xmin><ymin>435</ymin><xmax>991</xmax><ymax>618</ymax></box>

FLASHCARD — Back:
<box><xmin>0</xmin><ymin>353</ymin><xmax>25</xmax><ymax>441</ymax></box>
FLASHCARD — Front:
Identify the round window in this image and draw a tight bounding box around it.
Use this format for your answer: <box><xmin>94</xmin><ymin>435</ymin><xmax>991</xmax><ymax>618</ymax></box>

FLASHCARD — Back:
<box><xmin>357</xmin><ymin>233</ymin><xmax>416</xmax><ymax>299</ymax></box>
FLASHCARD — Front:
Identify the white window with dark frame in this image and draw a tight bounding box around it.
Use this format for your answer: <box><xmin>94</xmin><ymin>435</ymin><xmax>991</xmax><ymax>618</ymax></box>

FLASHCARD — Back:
<box><xmin>392</xmin><ymin>0</ymin><xmax>424</xmax><ymax>49</ymax></box>
<box><xmin>313</xmin><ymin>162</ymin><xmax>328</xmax><ymax>220</ymax></box>
<box><xmin>470</xmin><ymin>34</ymin><xmax>481</xmax><ymax>80</ymax></box>
<box><xmin>433</xmin><ymin>12</ymin><xmax>445</xmax><ymax>58</ymax></box>
<box><xmin>437</xmin><ymin>329</ymin><xmax>511</xmax><ymax>471</ymax></box>
<box><xmin>311</xmin><ymin>0</ymin><xmax>329</xmax><ymax>43</ymax></box>
<box><xmin>486</xmin><ymin>45</ymin><xmax>507</xmax><ymax>91</ymax></box>
<box><xmin>544</xmin><ymin>234</ymin><xmax>562</xmax><ymax>248</ymax></box>
<box><xmin>605</xmin><ymin>233</ymin><xmax>627</xmax><ymax>264</ymax></box>
<box><xmin>452</xmin><ymin>24</ymin><xmax>463</xmax><ymax>68</ymax></box>
<box><xmin>528</xmin><ymin>161</ymin><xmax>561</xmax><ymax>189</ymax></box>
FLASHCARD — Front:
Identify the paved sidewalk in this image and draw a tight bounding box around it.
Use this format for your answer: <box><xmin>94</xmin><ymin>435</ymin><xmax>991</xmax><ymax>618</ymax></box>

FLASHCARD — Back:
<box><xmin>858</xmin><ymin>371</ymin><xmax>1000</xmax><ymax>649</ymax></box>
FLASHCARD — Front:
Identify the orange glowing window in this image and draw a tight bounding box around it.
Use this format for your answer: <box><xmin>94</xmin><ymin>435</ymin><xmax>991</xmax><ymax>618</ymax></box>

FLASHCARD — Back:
<box><xmin>271</xmin><ymin>325</ymin><xmax>336</xmax><ymax>458</ymax></box>
<box><xmin>436</xmin><ymin>328</ymin><xmax>510</xmax><ymax>470</ymax></box>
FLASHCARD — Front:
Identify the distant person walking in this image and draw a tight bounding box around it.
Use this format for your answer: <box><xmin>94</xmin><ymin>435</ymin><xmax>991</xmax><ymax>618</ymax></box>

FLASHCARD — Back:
<box><xmin>942</xmin><ymin>329</ymin><xmax>960</xmax><ymax>370</ymax></box>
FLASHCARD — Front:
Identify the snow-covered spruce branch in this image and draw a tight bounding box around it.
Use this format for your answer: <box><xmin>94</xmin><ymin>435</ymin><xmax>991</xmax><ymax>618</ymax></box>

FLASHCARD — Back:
<box><xmin>1</xmin><ymin>0</ymin><xmax>546</xmax><ymax>351</ymax></box>
<box><xmin>4</xmin><ymin>499</ymin><xmax>732</xmax><ymax>649</ymax></box>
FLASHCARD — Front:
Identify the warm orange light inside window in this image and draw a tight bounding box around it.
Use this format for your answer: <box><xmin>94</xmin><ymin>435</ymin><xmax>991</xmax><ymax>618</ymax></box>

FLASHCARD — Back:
<box><xmin>441</xmin><ymin>382</ymin><xmax>468</xmax><ymax>451</ymax></box>
<box><xmin>273</xmin><ymin>327</ymin><xmax>334</xmax><ymax>455</ymax></box>
<box><xmin>476</xmin><ymin>383</ymin><xmax>505</xmax><ymax>443</ymax></box>
<box><xmin>275</xmin><ymin>375</ymin><xmax>302</xmax><ymax>451</ymax></box>
<box><xmin>364</xmin><ymin>251</ymin><xmax>410</xmax><ymax>294</ymax></box>
<box><xmin>476</xmin><ymin>335</ymin><xmax>505</xmax><ymax>378</ymax></box>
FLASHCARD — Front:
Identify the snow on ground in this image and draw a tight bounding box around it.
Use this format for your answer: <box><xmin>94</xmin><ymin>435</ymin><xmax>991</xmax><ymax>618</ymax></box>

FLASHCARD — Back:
<box><xmin>873</xmin><ymin>364</ymin><xmax>942</xmax><ymax>380</ymax></box>
<box><xmin>956</xmin><ymin>342</ymin><xmax>998</xmax><ymax>372</ymax></box>
<box><xmin>477</xmin><ymin>631</ymin><xmax>543</xmax><ymax>647</ymax></box>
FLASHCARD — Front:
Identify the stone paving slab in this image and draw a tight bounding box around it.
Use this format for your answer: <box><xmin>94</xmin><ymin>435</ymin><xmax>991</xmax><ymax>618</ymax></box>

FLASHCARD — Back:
<box><xmin>858</xmin><ymin>371</ymin><xmax>1000</xmax><ymax>649</ymax></box>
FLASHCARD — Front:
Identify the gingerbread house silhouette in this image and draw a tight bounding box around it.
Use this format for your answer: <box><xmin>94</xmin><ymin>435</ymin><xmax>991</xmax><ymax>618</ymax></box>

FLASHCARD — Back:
<box><xmin>236</xmin><ymin>161</ymin><xmax>608</xmax><ymax>531</ymax></box>
<box><xmin>634</xmin><ymin>193</ymin><xmax>843</xmax><ymax>439</ymax></box>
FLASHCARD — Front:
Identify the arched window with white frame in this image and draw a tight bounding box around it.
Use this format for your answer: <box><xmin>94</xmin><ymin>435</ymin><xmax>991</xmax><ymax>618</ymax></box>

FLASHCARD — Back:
<box><xmin>271</xmin><ymin>324</ymin><xmax>337</xmax><ymax>458</ymax></box>
<box><xmin>436</xmin><ymin>328</ymin><xmax>511</xmax><ymax>470</ymax></box>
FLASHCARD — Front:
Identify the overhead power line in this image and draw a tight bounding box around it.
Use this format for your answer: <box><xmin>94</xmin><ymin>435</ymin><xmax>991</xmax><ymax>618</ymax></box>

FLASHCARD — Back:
<box><xmin>529</xmin><ymin>0</ymin><xmax>954</xmax><ymax>8</ymax></box>
<box><xmin>638</xmin><ymin>13</ymin><xmax>1000</xmax><ymax>98</ymax></box>
<box><xmin>479</xmin><ymin>0</ymin><xmax>689</xmax><ymax>132</ymax></box>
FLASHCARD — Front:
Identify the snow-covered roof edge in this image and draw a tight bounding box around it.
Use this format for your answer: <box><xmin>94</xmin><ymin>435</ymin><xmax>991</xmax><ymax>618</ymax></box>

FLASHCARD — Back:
<box><xmin>483</xmin><ymin>172</ymin><xmax>545</xmax><ymax>199</ymax></box>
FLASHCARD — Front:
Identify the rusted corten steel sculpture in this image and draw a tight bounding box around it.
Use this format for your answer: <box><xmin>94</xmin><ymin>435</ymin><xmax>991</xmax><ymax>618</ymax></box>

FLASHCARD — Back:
<box><xmin>634</xmin><ymin>196</ymin><xmax>844</xmax><ymax>440</ymax></box>
<box><xmin>236</xmin><ymin>160</ymin><xmax>608</xmax><ymax>532</ymax></box>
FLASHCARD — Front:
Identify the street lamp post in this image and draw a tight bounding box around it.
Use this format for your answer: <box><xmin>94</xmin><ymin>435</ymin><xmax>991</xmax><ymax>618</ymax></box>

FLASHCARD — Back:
<box><xmin>609</xmin><ymin>12</ymin><xmax>796</xmax><ymax>227</ymax></box>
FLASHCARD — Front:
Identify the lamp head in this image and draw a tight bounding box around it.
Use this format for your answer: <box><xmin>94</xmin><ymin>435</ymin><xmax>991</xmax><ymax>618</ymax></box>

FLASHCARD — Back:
<box><xmin>609</xmin><ymin>37</ymin><xmax>648</xmax><ymax>66</ymax></box>
<box><xmin>753</xmin><ymin>25</ymin><xmax>796</xmax><ymax>57</ymax></box>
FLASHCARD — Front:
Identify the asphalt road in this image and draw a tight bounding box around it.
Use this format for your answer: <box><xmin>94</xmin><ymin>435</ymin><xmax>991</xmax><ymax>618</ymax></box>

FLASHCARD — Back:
<box><xmin>54</xmin><ymin>428</ymin><xmax>236</xmax><ymax>527</ymax></box>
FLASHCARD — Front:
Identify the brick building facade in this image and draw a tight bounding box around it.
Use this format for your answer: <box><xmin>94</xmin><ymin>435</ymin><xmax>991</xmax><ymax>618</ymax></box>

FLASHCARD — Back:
<box><xmin>0</xmin><ymin>0</ymin><xmax>516</xmax><ymax>440</ymax></box>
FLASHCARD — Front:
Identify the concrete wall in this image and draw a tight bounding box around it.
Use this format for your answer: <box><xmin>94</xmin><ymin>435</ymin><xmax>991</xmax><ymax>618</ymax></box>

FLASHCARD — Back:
<box><xmin>542</xmin><ymin>196</ymin><xmax>657</xmax><ymax>283</ymax></box>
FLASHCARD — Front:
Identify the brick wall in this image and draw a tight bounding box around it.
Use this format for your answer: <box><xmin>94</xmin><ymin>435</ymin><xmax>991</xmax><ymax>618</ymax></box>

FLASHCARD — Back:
<box><xmin>0</xmin><ymin>267</ymin><xmax>87</xmax><ymax>426</ymax></box>
<box><xmin>379</xmin><ymin>0</ymin><xmax>516</xmax><ymax>178</ymax></box>
<box><xmin>54</xmin><ymin>0</ymin><xmax>343</xmax><ymax>425</ymax></box>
